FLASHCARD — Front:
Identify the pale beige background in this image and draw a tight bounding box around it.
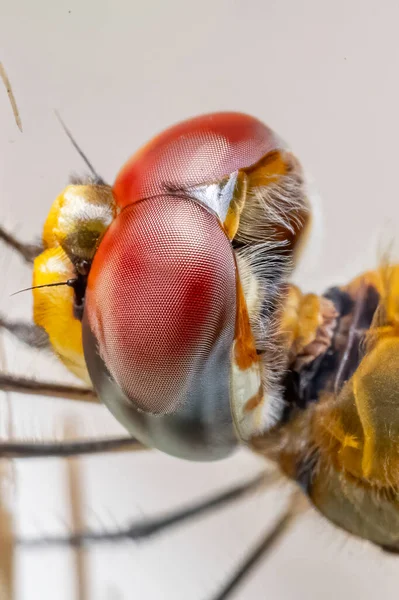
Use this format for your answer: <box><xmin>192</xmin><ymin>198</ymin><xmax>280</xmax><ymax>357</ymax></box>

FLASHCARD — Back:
<box><xmin>1</xmin><ymin>0</ymin><xmax>399</xmax><ymax>599</ymax></box>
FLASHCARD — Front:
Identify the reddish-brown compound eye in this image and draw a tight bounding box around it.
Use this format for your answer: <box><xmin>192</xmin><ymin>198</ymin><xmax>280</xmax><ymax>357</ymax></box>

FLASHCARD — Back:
<box><xmin>85</xmin><ymin>196</ymin><xmax>237</xmax><ymax>417</ymax></box>
<box><xmin>113</xmin><ymin>112</ymin><xmax>282</xmax><ymax>208</ymax></box>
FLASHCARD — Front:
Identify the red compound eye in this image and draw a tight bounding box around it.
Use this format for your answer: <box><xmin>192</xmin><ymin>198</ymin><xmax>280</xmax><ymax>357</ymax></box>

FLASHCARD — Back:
<box><xmin>113</xmin><ymin>112</ymin><xmax>281</xmax><ymax>208</ymax></box>
<box><xmin>85</xmin><ymin>196</ymin><xmax>237</xmax><ymax>415</ymax></box>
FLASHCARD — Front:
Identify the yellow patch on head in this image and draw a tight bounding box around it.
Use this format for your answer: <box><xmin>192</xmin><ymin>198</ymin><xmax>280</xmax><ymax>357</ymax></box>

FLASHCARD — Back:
<box><xmin>33</xmin><ymin>246</ymin><xmax>89</xmax><ymax>384</ymax></box>
<box><xmin>42</xmin><ymin>184</ymin><xmax>116</xmax><ymax>261</ymax></box>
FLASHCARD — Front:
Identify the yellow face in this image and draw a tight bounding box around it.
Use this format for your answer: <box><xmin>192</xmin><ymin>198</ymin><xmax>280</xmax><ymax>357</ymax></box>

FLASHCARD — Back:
<box><xmin>33</xmin><ymin>246</ymin><xmax>88</xmax><ymax>382</ymax></box>
<box><xmin>32</xmin><ymin>182</ymin><xmax>116</xmax><ymax>384</ymax></box>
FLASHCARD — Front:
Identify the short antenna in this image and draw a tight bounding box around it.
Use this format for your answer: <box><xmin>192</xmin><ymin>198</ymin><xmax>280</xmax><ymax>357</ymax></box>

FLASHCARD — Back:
<box><xmin>11</xmin><ymin>279</ymin><xmax>77</xmax><ymax>297</ymax></box>
<box><xmin>54</xmin><ymin>110</ymin><xmax>102</xmax><ymax>181</ymax></box>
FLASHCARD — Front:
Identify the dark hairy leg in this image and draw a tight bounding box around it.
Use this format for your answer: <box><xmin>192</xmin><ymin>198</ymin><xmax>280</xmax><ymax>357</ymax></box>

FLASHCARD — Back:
<box><xmin>0</xmin><ymin>373</ymin><xmax>97</xmax><ymax>402</ymax></box>
<box><xmin>0</xmin><ymin>436</ymin><xmax>144</xmax><ymax>458</ymax></box>
<box><xmin>0</xmin><ymin>225</ymin><xmax>42</xmax><ymax>264</ymax></box>
<box><xmin>0</xmin><ymin>315</ymin><xmax>50</xmax><ymax>350</ymax></box>
<box><xmin>211</xmin><ymin>491</ymin><xmax>305</xmax><ymax>600</ymax></box>
<box><xmin>17</xmin><ymin>471</ymin><xmax>278</xmax><ymax>547</ymax></box>
<box><xmin>17</xmin><ymin>472</ymin><xmax>304</xmax><ymax>600</ymax></box>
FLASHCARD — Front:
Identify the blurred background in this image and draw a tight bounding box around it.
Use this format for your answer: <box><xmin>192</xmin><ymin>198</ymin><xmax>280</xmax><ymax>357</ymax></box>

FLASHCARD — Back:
<box><xmin>2</xmin><ymin>0</ymin><xmax>399</xmax><ymax>598</ymax></box>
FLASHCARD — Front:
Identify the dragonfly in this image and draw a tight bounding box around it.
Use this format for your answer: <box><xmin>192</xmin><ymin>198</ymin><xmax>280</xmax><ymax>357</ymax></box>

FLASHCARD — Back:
<box><xmin>1</xmin><ymin>111</ymin><xmax>398</xmax><ymax>599</ymax></box>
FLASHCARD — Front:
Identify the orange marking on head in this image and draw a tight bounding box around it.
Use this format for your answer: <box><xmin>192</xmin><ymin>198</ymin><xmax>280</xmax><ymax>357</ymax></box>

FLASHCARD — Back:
<box><xmin>244</xmin><ymin>385</ymin><xmax>264</xmax><ymax>412</ymax></box>
<box><xmin>245</xmin><ymin>150</ymin><xmax>288</xmax><ymax>186</ymax></box>
<box><xmin>234</xmin><ymin>278</ymin><xmax>259</xmax><ymax>370</ymax></box>
<box><xmin>223</xmin><ymin>171</ymin><xmax>248</xmax><ymax>240</ymax></box>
